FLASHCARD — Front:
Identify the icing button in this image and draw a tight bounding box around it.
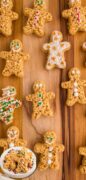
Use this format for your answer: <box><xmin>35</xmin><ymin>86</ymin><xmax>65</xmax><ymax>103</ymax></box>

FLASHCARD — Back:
<box><xmin>48</xmin><ymin>153</ymin><xmax>52</xmax><ymax>158</ymax></box>
<box><xmin>48</xmin><ymin>159</ymin><xmax>52</xmax><ymax>165</ymax></box>
<box><xmin>74</xmin><ymin>92</ymin><xmax>79</xmax><ymax>97</ymax></box>
<box><xmin>49</xmin><ymin>146</ymin><xmax>53</xmax><ymax>152</ymax></box>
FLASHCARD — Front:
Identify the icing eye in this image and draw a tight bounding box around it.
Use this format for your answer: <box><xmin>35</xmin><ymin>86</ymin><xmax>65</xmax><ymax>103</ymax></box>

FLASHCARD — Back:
<box><xmin>39</xmin><ymin>84</ymin><xmax>42</xmax><ymax>87</ymax></box>
<box><xmin>71</xmin><ymin>70</ymin><xmax>75</xmax><ymax>75</ymax></box>
<box><xmin>76</xmin><ymin>70</ymin><xmax>80</xmax><ymax>74</ymax></box>
<box><xmin>36</xmin><ymin>84</ymin><xmax>39</xmax><ymax>87</ymax></box>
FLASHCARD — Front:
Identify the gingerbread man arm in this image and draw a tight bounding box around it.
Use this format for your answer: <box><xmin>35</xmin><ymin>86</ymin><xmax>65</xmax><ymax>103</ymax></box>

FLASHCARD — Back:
<box><xmin>47</xmin><ymin>92</ymin><xmax>55</xmax><ymax>99</ymax></box>
<box><xmin>22</xmin><ymin>53</ymin><xmax>30</xmax><ymax>61</ymax></box>
<box><xmin>44</xmin><ymin>11</ymin><xmax>53</xmax><ymax>22</ymax></box>
<box><xmin>84</xmin><ymin>7</ymin><xmax>86</xmax><ymax>15</ymax></box>
<box><xmin>14</xmin><ymin>100</ymin><xmax>22</xmax><ymax>108</ymax></box>
<box><xmin>26</xmin><ymin>94</ymin><xmax>34</xmax><ymax>102</ymax></box>
<box><xmin>24</xmin><ymin>8</ymin><xmax>33</xmax><ymax>17</ymax></box>
<box><xmin>61</xmin><ymin>81</ymin><xmax>70</xmax><ymax>89</ymax></box>
<box><xmin>62</xmin><ymin>9</ymin><xmax>71</xmax><ymax>19</ymax></box>
<box><xmin>43</xmin><ymin>43</ymin><xmax>51</xmax><ymax>51</ymax></box>
<box><xmin>60</xmin><ymin>42</ymin><xmax>71</xmax><ymax>51</ymax></box>
<box><xmin>56</xmin><ymin>144</ymin><xmax>65</xmax><ymax>152</ymax></box>
<box><xmin>0</xmin><ymin>139</ymin><xmax>8</xmax><ymax>149</ymax></box>
<box><xmin>0</xmin><ymin>51</ymin><xmax>9</xmax><ymax>59</ymax></box>
<box><xmin>34</xmin><ymin>143</ymin><xmax>45</xmax><ymax>154</ymax></box>
<box><xmin>82</xmin><ymin>80</ymin><xmax>86</xmax><ymax>87</ymax></box>
<box><xmin>11</xmin><ymin>11</ymin><xmax>19</xmax><ymax>20</ymax></box>
<box><xmin>79</xmin><ymin>147</ymin><xmax>86</xmax><ymax>156</ymax></box>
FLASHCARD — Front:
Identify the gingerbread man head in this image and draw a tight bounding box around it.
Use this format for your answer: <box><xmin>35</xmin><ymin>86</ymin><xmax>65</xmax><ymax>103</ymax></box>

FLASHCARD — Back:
<box><xmin>2</xmin><ymin>86</ymin><xmax>16</xmax><ymax>97</ymax></box>
<box><xmin>43</xmin><ymin>131</ymin><xmax>56</xmax><ymax>145</ymax></box>
<box><xmin>33</xmin><ymin>81</ymin><xmax>46</xmax><ymax>92</ymax></box>
<box><xmin>68</xmin><ymin>68</ymin><xmax>81</xmax><ymax>81</ymax></box>
<box><xmin>51</xmin><ymin>31</ymin><xmax>63</xmax><ymax>43</ymax></box>
<box><xmin>0</xmin><ymin>0</ymin><xmax>13</xmax><ymax>9</ymax></box>
<box><xmin>34</xmin><ymin>0</ymin><xmax>45</xmax><ymax>8</ymax></box>
<box><xmin>7</xmin><ymin>126</ymin><xmax>19</xmax><ymax>140</ymax></box>
<box><xmin>69</xmin><ymin>0</ymin><xmax>81</xmax><ymax>7</ymax></box>
<box><xmin>10</xmin><ymin>39</ymin><xmax>23</xmax><ymax>53</ymax></box>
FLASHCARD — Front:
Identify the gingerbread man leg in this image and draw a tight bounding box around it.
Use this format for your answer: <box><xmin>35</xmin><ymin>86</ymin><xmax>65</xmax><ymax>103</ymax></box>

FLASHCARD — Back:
<box><xmin>58</xmin><ymin>60</ymin><xmax>66</xmax><ymax>69</ymax></box>
<box><xmin>35</xmin><ymin>27</ymin><xmax>45</xmax><ymax>37</ymax></box>
<box><xmin>23</xmin><ymin>24</ymin><xmax>33</xmax><ymax>35</ymax></box>
<box><xmin>1</xmin><ymin>21</ymin><xmax>12</xmax><ymax>36</ymax></box>
<box><xmin>66</xmin><ymin>97</ymin><xmax>76</xmax><ymax>106</ymax></box>
<box><xmin>46</xmin><ymin>56</ymin><xmax>56</xmax><ymax>70</ymax></box>
<box><xmin>38</xmin><ymin>158</ymin><xmax>48</xmax><ymax>170</ymax></box>
<box><xmin>50</xmin><ymin>159</ymin><xmax>59</xmax><ymax>170</ymax></box>
<box><xmin>32</xmin><ymin>110</ymin><xmax>42</xmax><ymax>120</ymax></box>
<box><xmin>79</xmin><ymin>23</ymin><xmax>86</xmax><ymax>32</ymax></box>
<box><xmin>78</xmin><ymin>94</ymin><xmax>86</xmax><ymax>104</ymax></box>
<box><xmin>43</xmin><ymin>105</ymin><xmax>53</xmax><ymax>117</ymax></box>
<box><xmin>69</xmin><ymin>23</ymin><xmax>79</xmax><ymax>35</ymax></box>
<box><xmin>80</xmin><ymin>165</ymin><xmax>86</xmax><ymax>174</ymax></box>
<box><xmin>46</xmin><ymin>62</ymin><xmax>55</xmax><ymax>70</ymax></box>
<box><xmin>2</xmin><ymin>66</ymin><xmax>12</xmax><ymax>77</ymax></box>
<box><xmin>14</xmin><ymin>64</ymin><xmax>24</xmax><ymax>77</ymax></box>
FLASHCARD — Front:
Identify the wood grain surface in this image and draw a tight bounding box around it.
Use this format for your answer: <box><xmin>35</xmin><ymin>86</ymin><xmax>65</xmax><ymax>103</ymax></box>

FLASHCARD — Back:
<box><xmin>0</xmin><ymin>0</ymin><xmax>86</xmax><ymax>180</ymax></box>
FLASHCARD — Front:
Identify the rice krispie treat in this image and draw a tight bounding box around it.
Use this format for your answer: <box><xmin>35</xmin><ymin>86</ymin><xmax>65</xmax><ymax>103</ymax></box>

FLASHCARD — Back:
<box><xmin>61</xmin><ymin>67</ymin><xmax>86</xmax><ymax>106</ymax></box>
<box><xmin>62</xmin><ymin>0</ymin><xmax>86</xmax><ymax>35</ymax></box>
<box><xmin>0</xmin><ymin>126</ymin><xmax>27</xmax><ymax>151</ymax></box>
<box><xmin>43</xmin><ymin>30</ymin><xmax>71</xmax><ymax>70</ymax></box>
<box><xmin>0</xmin><ymin>39</ymin><xmax>29</xmax><ymax>77</ymax></box>
<box><xmin>0</xmin><ymin>86</ymin><xmax>21</xmax><ymax>124</ymax></box>
<box><xmin>34</xmin><ymin>131</ymin><xmax>65</xmax><ymax>170</ymax></box>
<box><xmin>0</xmin><ymin>0</ymin><xmax>19</xmax><ymax>36</ymax></box>
<box><xmin>26</xmin><ymin>81</ymin><xmax>55</xmax><ymax>119</ymax></box>
<box><xmin>23</xmin><ymin>0</ymin><xmax>52</xmax><ymax>37</ymax></box>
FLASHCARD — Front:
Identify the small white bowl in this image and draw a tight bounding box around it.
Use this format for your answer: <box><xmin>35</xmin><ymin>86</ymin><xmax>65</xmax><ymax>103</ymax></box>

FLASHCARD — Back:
<box><xmin>0</xmin><ymin>147</ymin><xmax>36</xmax><ymax>179</ymax></box>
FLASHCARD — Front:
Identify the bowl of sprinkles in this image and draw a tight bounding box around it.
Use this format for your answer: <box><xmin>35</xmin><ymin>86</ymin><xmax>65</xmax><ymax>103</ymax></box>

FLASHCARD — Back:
<box><xmin>0</xmin><ymin>147</ymin><xmax>36</xmax><ymax>179</ymax></box>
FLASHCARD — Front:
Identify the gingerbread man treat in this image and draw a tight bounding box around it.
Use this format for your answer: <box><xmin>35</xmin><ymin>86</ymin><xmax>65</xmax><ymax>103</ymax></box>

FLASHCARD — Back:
<box><xmin>23</xmin><ymin>0</ymin><xmax>52</xmax><ymax>37</ymax></box>
<box><xmin>26</xmin><ymin>81</ymin><xmax>55</xmax><ymax>119</ymax></box>
<box><xmin>0</xmin><ymin>126</ymin><xmax>27</xmax><ymax>152</ymax></box>
<box><xmin>43</xmin><ymin>31</ymin><xmax>71</xmax><ymax>70</ymax></box>
<box><xmin>34</xmin><ymin>131</ymin><xmax>65</xmax><ymax>170</ymax></box>
<box><xmin>0</xmin><ymin>39</ymin><xmax>29</xmax><ymax>77</ymax></box>
<box><xmin>0</xmin><ymin>0</ymin><xmax>19</xmax><ymax>36</ymax></box>
<box><xmin>0</xmin><ymin>86</ymin><xmax>21</xmax><ymax>124</ymax></box>
<box><xmin>79</xmin><ymin>146</ymin><xmax>86</xmax><ymax>174</ymax></box>
<box><xmin>61</xmin><ymin>67</ymin><xmax>86</xmax><ymax>106</ymax></box>
<box><xmin>62</xmin><ymin>0</ymin><xmax>86</xmax><ymax>35</ymax></box>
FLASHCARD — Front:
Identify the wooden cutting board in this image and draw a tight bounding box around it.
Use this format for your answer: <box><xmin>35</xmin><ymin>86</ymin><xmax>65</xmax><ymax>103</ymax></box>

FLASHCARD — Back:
<box><xmin>0</xmin><ymin>0</ymin><xmax>86</xmax><ymax>180</ymax></box>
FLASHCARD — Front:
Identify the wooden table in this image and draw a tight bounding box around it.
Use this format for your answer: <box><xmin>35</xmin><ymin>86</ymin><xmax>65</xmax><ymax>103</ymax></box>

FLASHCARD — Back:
<box><xmin>0</xmin><ymin>0</ymin><xmax>86</xmax><ymax>179</ymax></box>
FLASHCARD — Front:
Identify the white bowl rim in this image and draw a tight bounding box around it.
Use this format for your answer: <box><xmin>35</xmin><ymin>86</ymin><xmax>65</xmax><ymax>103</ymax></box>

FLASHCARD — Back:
<box><xmin>0</xmin><ymin>147</ymin><xmax>37</xmax><ymax>179</ymax></box>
